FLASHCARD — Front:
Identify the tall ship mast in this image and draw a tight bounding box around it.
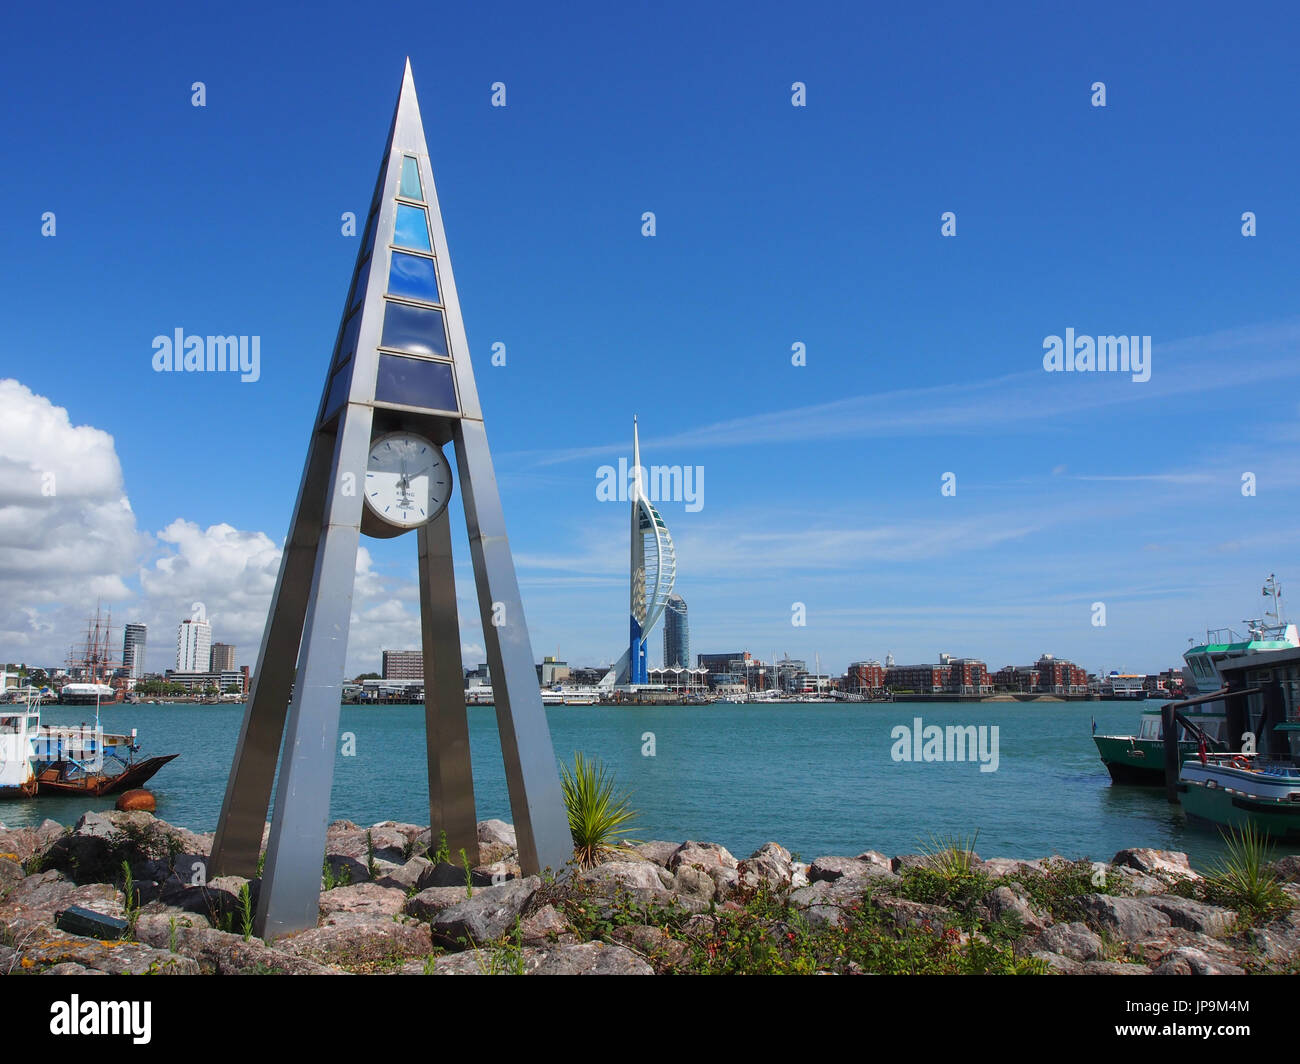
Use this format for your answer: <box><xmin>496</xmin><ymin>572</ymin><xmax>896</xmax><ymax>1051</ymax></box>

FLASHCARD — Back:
<box><xmin>61</xmin><ymin>603</ymin><xmax>122</xmax><ymax>705</ymax></box>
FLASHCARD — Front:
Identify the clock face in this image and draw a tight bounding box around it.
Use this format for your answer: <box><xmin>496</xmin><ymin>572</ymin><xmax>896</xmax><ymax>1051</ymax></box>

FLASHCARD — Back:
<box><xmin>363</xmin><ymin>432</ymin><xmax>452</xmax><ymax>530</ymax></box>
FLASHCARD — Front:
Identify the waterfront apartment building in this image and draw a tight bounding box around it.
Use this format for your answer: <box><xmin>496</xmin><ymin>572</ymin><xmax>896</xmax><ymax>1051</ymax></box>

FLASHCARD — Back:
<box><xmin>1034</xmin><ymin>655</ymin><xmax>1088</xmax><ymax>694</ymax></box>
<box><xmin>122</xmin><ymin>623</ymin><xmax>147</xmax><ymax>679</ymax></box>
<box><xmin>885</xmin><ymin>663</ymin><xmax>950</xmax><ymax>693</ymax></box>
<box><xmin>992</xmin><ymin>665</ymin><xmax>1040</xmax><ymax>692</ymax></box>
<box><xmin>663</xmin><ymin>594</ymin><xmax>689</xmax><ymax>668</ymax></box>
<box><xmin>843</xmin><ymin>660</ymin><xmax>886</xmax><ymax>693</ymax></box>
<box><xmin>382</xmin><ymin>650</ymin><xmax>424</xmax><ymax>681</ymax></box>
<box><xmin>175</xmin><ymin>618</ymin><xmax>212</xmax><ymax>673</ymax></box>
<box><xmin>947</xmin><ymin>658</ymin><xmax>992</xmax><ymax>694</ymax></box>
<box><xmin>209</xmin><ymin>642</ymin><xmax>236</xmax><ymax>672</ymax></box>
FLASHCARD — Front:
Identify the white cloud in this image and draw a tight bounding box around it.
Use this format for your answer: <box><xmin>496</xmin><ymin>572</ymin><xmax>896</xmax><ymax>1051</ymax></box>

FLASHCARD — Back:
<box><xmin>0</xmin><ymin>380</ymin><xmax>145</xmax><ymax>661</ymax></box>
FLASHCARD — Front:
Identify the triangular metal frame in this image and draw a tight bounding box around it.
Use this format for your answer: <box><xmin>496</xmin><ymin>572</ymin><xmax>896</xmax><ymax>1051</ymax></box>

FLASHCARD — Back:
<box><xmin>208</xmin><ymin>60</ymin><xmax>572</xmax><ymax>939</ymax></box>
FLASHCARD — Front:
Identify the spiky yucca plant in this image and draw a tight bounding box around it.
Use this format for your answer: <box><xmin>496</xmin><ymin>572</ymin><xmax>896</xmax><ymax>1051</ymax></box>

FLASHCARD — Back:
<box><xmin>559</xmin><ymin>752</ymin><xmax>639</xmax><ymax>869</ymax></box>
<box><xmin>921</xmin><ymin>830</ymin><xmax>981</xmax><ymax>876</ymax></box>
<box><xmin>1204</xmin><ymin>822</ymin><xmax>1287</xmax><ymax>918</ymax></box>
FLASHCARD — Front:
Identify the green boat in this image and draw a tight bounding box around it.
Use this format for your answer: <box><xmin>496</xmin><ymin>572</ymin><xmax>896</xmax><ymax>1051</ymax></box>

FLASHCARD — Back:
<box><xmin>1096</xmin><ymin>579</ymin><xmax>1298</xmax><ymax>785</ymax></box>
<box><xmin>1095</xmin><ymin>701</ymin><xmax>1229</xmax><ymax>785</ymax></box>
<box><xmin>1173</xmin><ymin>639</ymin><xmax>1300</xmax><ymax>839</ymax></box>
<box><xmin>1179</xmin><ymin>755</ymin><xmax>1300</xmax><ymax>840</ymax></box>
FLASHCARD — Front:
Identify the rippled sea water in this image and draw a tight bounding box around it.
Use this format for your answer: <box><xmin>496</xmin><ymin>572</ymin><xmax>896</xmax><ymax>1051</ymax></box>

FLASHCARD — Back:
<box><xmin>5</xmin><ymin>699</ymin><xmax>1288</xmax><ymax>869</ymax></box>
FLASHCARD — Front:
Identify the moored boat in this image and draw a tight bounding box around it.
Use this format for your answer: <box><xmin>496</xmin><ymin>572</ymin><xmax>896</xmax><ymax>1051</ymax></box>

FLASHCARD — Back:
<box><xmin>0</xmin><ymin>697</ymin><xmax>40</xmax><ymax>798</ymax></box>
<box><xmin>1094</xmin><ymin>699</ymin><xmax>1228</xmax><ymax>785</ymax></box>
<box><xmin>1179</xmin><ymin>753</ymin><xmax>1300</xmax><ymax>840</ymax></box>
<box><xmin>1095</xmin><ymin>577</ymin><xmax>1299</xmax><ymax>785</ymax></box>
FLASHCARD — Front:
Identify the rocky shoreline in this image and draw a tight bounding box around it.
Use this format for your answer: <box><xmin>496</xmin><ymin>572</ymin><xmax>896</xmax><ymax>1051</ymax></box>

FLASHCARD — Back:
<box><xmin>2</xmin><ymin>812</ymin><xmax>1297</xmax><ymax>975</ymax></box>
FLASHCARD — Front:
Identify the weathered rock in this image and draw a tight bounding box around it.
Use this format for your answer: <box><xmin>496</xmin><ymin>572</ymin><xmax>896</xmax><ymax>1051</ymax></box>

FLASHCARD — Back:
<box><xmin>1244</xmin><ymin>910</ymin><xmax>1300</xmax><ymax>967</ymax></box>
<box><xmin>325</xmin><ymin>822</ymin><xmax>408</xmax><ymax>865</ymax></box>
<box><xmin>476</xmin><ymin>819</ymin><xmax>517</xmax><ymax>865</ymax></box>
<box><xmin>0</xmin><ymin>819</ymin><xmax>64</xmax><ymax>864</ymax></box>
<box><xmin>369</xmin><ymin>821</ymin><xmax>426</xmax><ymax>847</ymax></box>
<box><xmin>415</xmin><ymin>860</ymin><xmax>501</xmax><ymax>890</ymax></box>
<box><xmin>324</xmin><ymin>853</ymin><xmax>368</xmax><ymax>886</ymax></box>
<box><xmin>375</xmin><ymin>855</ymin><xmax>432</xmax><ymax>892</ymax></box>
<box><xmin>1031</xmin><ymin>950</ymin><xmax>1085</xmax><ymax>974</ymax></box>
<box><xmin>429</xmin><ymin>877</ymin><xmax>540</xmax><ymax>947</ymax></box>
<box><xmin>974</xmin><ymin>857</ymin><xmax>1046</xmax><ymax>879</ymax></box>
<box><xmin>1272</xmin><ymin>854</ymin><xmax>1300</xmax><ymax>883</ymax></box>
<box><xmin>737</xmin><ymin>842</ymin><xmax>793</xmax><ymax>892</ymax></box>
<box><xmin>790</xmin><ymin>878</ymin><xmax>879</xmax><ymax>929</ymax></box>
<box><xmin>854</xmin><ymin>850</ymin><xmax>893</xmax><ymax>871</ymax></box>
<box><xmin>0</xmin><ymin>856</ymin><xmax>24</xmax><ymax>889</ymax></box>
<box><xmin>171</xmin><ymin>926</ymin><xmax>339</xmax><ymax>974</ymax></box>
<box><xmin>667</xmin><ymin>841</ymin><xmax>738</xmax><ymax>875</ymax></box>
<box><xmin>473</xmin><ymin>860</ymin><xmax>521</xmax><ymax>885</ymax></box>
<box><xmin>709</xmin><ymin>866</ymin><xmax>742</xmax><ymax>901</ymax></box>
<box><xmin>1080</xmin><ymin>894</ymin><xmax>1172</xmax><ymax>941</ymax></box>
<box><xmin>518</xmin><ymin>904</ymin><xmax>576</xmax><ymax>946</ymax></box>
<box><xmin>868</xmin><ymin>895</ymin><xmax>953</xmax><ymax>934</ymax></box>
<box><xmin>429</xmin><ymin>941</ymin><xmax>652</xmax><ymax>975</ymax></box>
<box><xmin>634</xmin><ymin>841</ymin><xmax>680</xmax><ymax>867</ymax></box>
<box><xmin>1109</xmin><ymin>866</ymin><xmax>1166</xmax><ymax>896</ymax></box>
<box><xmin>1111</xmin><ymin>848</ymin><xmax>1200</xmax><ymax>883</ymax></box>
<box><xmin>1081</xmin><ymin>960</ymin><xmax>1151</xmax><ymax>975</ymax></box>
<box><xmin>611</xmin><ymin>924</ymin><xmax>691</xmax><ymax>968</ymax></box>
<box><xmin>155</xmin><ymin>875</ymin><xmax>248</xmax><ymax>925</ymax></box>
<box><xmin>981</xmin><ymin>885</ymin><xmax>1050</xmax><ymax>934</ymax></box>
<box><xmin>809</xmin><ymin>856</ymin><xmax>877</xmax><ymax>883</ymax></box>
<box><xmin>132</xmin><ymin>910</ymin><xmax>211</xmax><ymax>948</ymax></box>
<box><xmin>670</xmin><ymin>864</ymin><xmax>715</xmax><ymax>902</ymax></box>
<box><xmin>1031</xmin><ymin>921</ymin><xmax>1105</xmax><ymax>962</ymax></box>
<box><xmin>280</xmin><ymin>916</ymin><xmax>433</xmax><ymax>968</ymax></box>
<box><xmin>1153</xmin><ymin>946</ymin><xmax>1245</xmax><ymax>976</ymax></box>
<box><xmin>319</xmin><ymin>883</ymin><xmax>407</xmax><ymax>918</ymax></box>
<box><xmin>1145</xmin><ymin>895</ymin><xmax>1236</xmax><ymax>937</ymax></box>
<box><xmin>405</xmin><ymin>886</ymin><xmax>472</xmax><ymax>921</ymax></box>
<box><xmin>42</xmin><ymin>962</ymin><xmax>110</xmax><ymax>975</ymax></box>
<box><xmin>574</xmin><ymin>861</ymin><xmax>674</xmax><ymax>907</ymax></box>
<box><xmin>0</xmin><ymin>871</ymin><xmax>124</xmax><ymax>926</ymax></box>
<box><xmin>15</xmin><ymin>923</ymin><xmax>197</xmax><ymax>975</ymax></box>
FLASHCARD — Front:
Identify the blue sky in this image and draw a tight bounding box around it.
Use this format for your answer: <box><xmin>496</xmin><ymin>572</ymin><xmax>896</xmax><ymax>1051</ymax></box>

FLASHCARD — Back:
<box><xmin>2</xmin><ymin>0</ymin><xmax>1299</xmax><ymax>677</ymax></box>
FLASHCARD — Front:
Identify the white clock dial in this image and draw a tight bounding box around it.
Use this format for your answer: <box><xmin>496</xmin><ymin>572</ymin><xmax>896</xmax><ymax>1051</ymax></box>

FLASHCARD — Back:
<box><xmin>363</xmin><ymin>431</ymin><xmax>452</xmax><ymax>530</ymax></box>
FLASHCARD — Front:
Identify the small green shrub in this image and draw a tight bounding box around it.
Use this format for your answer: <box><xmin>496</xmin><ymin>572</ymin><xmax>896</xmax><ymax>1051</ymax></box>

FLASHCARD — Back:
<box><xmin>560</xmin><ymin>752</ymin><xmax>639</xmax><ymax>868</ymax></box>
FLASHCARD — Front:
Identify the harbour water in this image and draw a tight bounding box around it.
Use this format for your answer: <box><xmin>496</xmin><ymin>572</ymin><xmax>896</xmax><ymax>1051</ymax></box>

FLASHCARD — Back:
<box><xmin>5</xmin><ymin>700</ymin><xmax>1290</xmax><ymax>868</ymax></box>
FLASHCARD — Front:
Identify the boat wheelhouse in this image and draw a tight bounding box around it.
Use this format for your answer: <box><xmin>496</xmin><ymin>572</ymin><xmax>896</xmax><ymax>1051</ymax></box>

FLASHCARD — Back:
<box><xmin>0</xmin><ymin>700</ymin><xmax>40</xmax><ymax>798</ymax></box>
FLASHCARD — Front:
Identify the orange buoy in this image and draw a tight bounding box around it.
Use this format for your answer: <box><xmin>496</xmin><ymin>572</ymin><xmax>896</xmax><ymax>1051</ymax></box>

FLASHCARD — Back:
<box><xmin>115</xmin><ymin>788</ymin><xmax>156</xmax><ymax>812</ymax></box>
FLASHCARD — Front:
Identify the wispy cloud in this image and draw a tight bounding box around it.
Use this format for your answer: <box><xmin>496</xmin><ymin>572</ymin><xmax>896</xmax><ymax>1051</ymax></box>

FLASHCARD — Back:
<box><xmin>502</xmin><ymin>319</ymin><xmax>1300</xmax><ymax>468</ymax></box>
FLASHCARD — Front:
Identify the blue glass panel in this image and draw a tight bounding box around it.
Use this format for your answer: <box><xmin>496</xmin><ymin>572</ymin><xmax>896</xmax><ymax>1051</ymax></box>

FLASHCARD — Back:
<box><xmin>334</xmin><ymin>308</ymin><xmax>362</xmax><ymax>369</ymax></box>
<box><xmin>362</xmin><ymin>206</ymin><xmax>378</xmax><ymax>259</ymax></box>
<box><xmin>349</xmin><ymin>256</ymin><xmax>372</xmax><ymax>313</ymax></box>
<box><xmin>394</xmin><ymin>204</ymin><xmax>431</xmax><ymax>251</ymax></box>
<box><xmin>323</xmin><ymin>362</ymin><xmax>352</xmax><ymax>419</ymax></box>
<box><xmin>400</xmin><ymin>157</ymin><xmax>423</xmax><ymax>201</ymax></box>
<box><xmin>375</xmin><ymin>354</ymin><xmax>457</xmax><ymax>412</ymax></box>
<box><xmin>387</xmin><ymin>252</ymin><xmax>439</xmax><ymax>304</ymax></box>
<box><xmin>380</xmin><ymin>301</ymin><xmax>448</xmax><ymax>358</ymax></box>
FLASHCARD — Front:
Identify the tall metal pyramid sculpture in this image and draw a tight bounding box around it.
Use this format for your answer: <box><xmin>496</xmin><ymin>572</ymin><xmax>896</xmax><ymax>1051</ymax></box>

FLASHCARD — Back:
<box><xmin>208</xmin><ymin>60</ymin><xmax>572</xmax><ymax>938</ymax></box>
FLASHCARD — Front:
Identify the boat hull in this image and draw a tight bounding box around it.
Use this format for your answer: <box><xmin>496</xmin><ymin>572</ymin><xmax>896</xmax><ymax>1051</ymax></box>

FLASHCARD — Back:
<box><xmin>0</xmin><ymin>780</ymin><xmax>39</xmax><ymax>799</ymax></box>
<box><xmin>1180</xmin><ymin>779</ymin><xmax>1300</xmax><ymax>840</ymax></box>
<box><xmin>35</xmin><ymin>754</ymin><xmax>178</xmax><ymax>797</ymax></box>
<box><xmin>1094</xmin><ymin>735</ymin><xmax>1199</xmax><ymax>785</ymax></box>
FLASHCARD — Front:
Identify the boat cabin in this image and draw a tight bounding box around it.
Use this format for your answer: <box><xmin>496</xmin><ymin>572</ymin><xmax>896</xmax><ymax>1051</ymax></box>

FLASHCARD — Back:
<box><xmin>1217</xmin><ymin>646</ymin><xmax>1300</xmax><ymax>763</ymax></box>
